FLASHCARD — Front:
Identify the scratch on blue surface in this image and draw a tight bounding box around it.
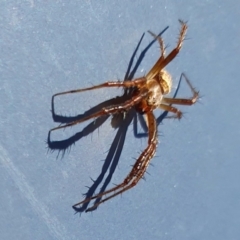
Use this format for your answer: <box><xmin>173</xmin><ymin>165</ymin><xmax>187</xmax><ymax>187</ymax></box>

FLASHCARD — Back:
<box><xmin>0</xmin><ymin>145</ymin><xmax>73</xmax><ymax>240</ymax></box>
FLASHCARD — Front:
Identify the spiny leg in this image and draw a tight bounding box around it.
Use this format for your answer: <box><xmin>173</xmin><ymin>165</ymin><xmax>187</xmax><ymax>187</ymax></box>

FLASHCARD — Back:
<box><xmin>146</xmin><ymin>20</ymin><xmax>188</xmax><ymax>80</ymax></box>
<box><xmin>146</xmin><ymin>31</ymin><xmax>166</xmax><ymax>80</ymax></box>
<box><xmin>53</xmin><ymin>78</ymin><xmax>146</xmax><ymax>97</ymax></box>
<box><xmin>147</xmin><ymin>30</ymin><xmax>166</xmax><ymax>58</ymax></box>
<box><xmin>85</xmin><ymin>133</ymin><xmax>157</xmax><ymax>211</ymax></box>
<box><xmin>162</xmin><ymin>73</ymin><xmax>199</xmax><ymax>106</ymax></box>
<box><xmin>159</xmin><ymin>104</ymin><xmax>183</xmax><ymax>119</ymax></box>
<box><xmin>161</xmin><ymin>19</ymin><xmax>187</xmax><ymax>69</ymax></box>
<box><xmin>50</xmin><ymin>89</ymin><xmax>148</xmax><ymax>132</ymax></box>
<box><xmin>73</xmin><ymin>111</ymin><xmax>158</xmax><ymax>212</ymax></box>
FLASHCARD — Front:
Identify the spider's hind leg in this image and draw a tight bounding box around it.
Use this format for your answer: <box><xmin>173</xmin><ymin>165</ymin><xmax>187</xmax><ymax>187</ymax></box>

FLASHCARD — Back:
<box><xmin>73</xmin><ymin>111</ymin><xmax>158</xmax><ymax>212</ymax></box>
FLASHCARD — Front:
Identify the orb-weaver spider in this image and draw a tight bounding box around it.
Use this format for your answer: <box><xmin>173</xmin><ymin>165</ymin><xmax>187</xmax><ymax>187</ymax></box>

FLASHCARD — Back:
<box><xmin>49</xmin><ymin>20</ymin><xmax>199</xmax><ymax>212</ymax></box>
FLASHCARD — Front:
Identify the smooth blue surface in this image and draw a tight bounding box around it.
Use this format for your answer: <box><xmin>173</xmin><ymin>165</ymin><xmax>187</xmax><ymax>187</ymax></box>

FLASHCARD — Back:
<box><xmin>1</xmin><ymin>1</ymin><xmax>239</xmax><ymax>240</ymax></box>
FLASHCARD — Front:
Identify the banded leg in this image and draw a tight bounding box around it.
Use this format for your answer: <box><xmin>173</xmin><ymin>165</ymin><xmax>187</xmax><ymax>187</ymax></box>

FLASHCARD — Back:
<box><xmin>50</xmin><ymin>89</ymin><xmax>148</xmax><ymax>132</ymax></box>
<box><xmin>73</xmin><ymin>111</ymin><xmax>158</xmax><ymax>212</ymax></box>
<box><xmin>147</xmin><ymin>20</ymin><xmax>188</xmax><ymax>80</ymax></box>
<box><xmin>53</xmin><ymin>78</ymin><xmax>146</xmax><ymax>97</ymax></box>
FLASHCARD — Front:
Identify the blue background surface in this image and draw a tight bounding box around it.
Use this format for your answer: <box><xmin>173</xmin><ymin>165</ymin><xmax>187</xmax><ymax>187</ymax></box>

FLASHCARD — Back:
<box><xmin>0</xmin><ymin>1</ymin><xmax>239</xmax><ymax>240</ymax></box>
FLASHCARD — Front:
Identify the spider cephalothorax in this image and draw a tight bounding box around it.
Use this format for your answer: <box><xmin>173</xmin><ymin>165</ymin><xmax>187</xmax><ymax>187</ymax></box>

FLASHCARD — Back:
<box><xmin>49</xmin><ymin>20</ymin><xmax>199</xmax><ymax>212</ymax></box>
<box><xmin>134</xmin><ymin>69</ymin><xmax>172</xmax><ymax>114</ymax></box>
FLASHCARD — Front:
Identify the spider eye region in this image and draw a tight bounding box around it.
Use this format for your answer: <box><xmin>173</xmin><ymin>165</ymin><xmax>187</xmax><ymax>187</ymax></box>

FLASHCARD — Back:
<box><xmin>159</xmin><ymin>70</ymin><xmax>172</xmax><ymax>95</ymax></box>
<box><xmin>146</xmin><ymin>79</ymin><xmax>163</xmax><ymax>107</ymax></box>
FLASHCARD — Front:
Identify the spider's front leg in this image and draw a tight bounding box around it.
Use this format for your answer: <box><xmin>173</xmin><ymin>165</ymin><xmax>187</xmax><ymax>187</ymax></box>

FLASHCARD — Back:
<box><xmin>73</xmin><ymin>111</ymin><xmax>158</xmax><ymax>212</ymax></box>
<box><xmin>147</xmin><ymin>30</ymin><xmax>166</xmax><ymax>59</ymax></box>
<box><xmin>146</xmin><ymin>20</ymin><xmax>188</xmax><ymax>80</ymax></box>
<box><xmin>161</xmin><ymin>19</ymin><xmax>188</xmax><ymax>68</ymax></box>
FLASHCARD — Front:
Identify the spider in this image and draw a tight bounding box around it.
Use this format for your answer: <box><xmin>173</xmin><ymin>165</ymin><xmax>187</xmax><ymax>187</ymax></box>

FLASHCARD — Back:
<box><xmin>49</xmin><ymin>20</ymin><xmax>199</xmax><ymax>212</ymax></box>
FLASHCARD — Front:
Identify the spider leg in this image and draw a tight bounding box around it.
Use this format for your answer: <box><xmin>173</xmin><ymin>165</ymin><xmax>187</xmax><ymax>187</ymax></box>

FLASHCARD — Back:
<box><xmin>146</xmin><ymin>31</ymin><xmax>165</xmax><ymax>80</ymax></box>
<box><xmin>159</xmin><ymin>104</ymin><xmax>183</xmax><ymax>119</ymax></box>
<box><xmin>146</xmin><ymin>20</ymin><xmax>188</xmax><ymax>80</ymax></box>
<box><xmin>147</xmin><ymin>30</ymin><xmax>166</xmax><ymax>58</ymax></box>
<box><xmin>158</xmin><ymin>74</ymin><xmax>199</xmax><ymax>119</ymax></box>
<box><xmin>49</xmin><ymin>88</ymin><xmax>148</xmax><ymax>132</ymax></box>
<box><xmin>73</xmin><ymin>111</ymin><xmax>158</xmax><ymax>212</ymax></box>
<box><xmin>53</xmin><ymin>78</ymin><xmax>146</xmax><ymax>97</ymax></box>
<box><xmin>161</xmin><ymin>20</ymin><xmax>188</xmax><ymax>68</ymax></box>
<box><xmin>162</xmin><ymin>73</ymin><xmax>199</xmax><ymax>106</ymax></box>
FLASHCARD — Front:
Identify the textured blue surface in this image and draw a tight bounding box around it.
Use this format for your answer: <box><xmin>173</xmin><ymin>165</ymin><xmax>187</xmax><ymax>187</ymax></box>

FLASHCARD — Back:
<box><xmin>1</xmin><ymin>1</ymin><xmax>240</xmax><ymax>240</ymax></box>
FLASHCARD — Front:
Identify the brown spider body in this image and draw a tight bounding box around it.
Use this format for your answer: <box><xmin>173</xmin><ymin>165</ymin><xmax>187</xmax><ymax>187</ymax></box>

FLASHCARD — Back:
<box><xmin>49</xmin><ymin>20</ymin><xmax>199</xmax><ymax>212</ymax></box>
<box><xmin>135</xmin><ymin>69</ymin><xmax>172</xmax><ymax>114</ymax></box>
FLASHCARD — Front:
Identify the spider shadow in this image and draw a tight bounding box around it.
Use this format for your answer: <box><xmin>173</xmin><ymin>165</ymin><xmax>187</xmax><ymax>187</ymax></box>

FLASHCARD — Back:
<box><xmin>48</xmin><ymin>25</ymin><xmax>173</xmax><ymax>212</ymax></box>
